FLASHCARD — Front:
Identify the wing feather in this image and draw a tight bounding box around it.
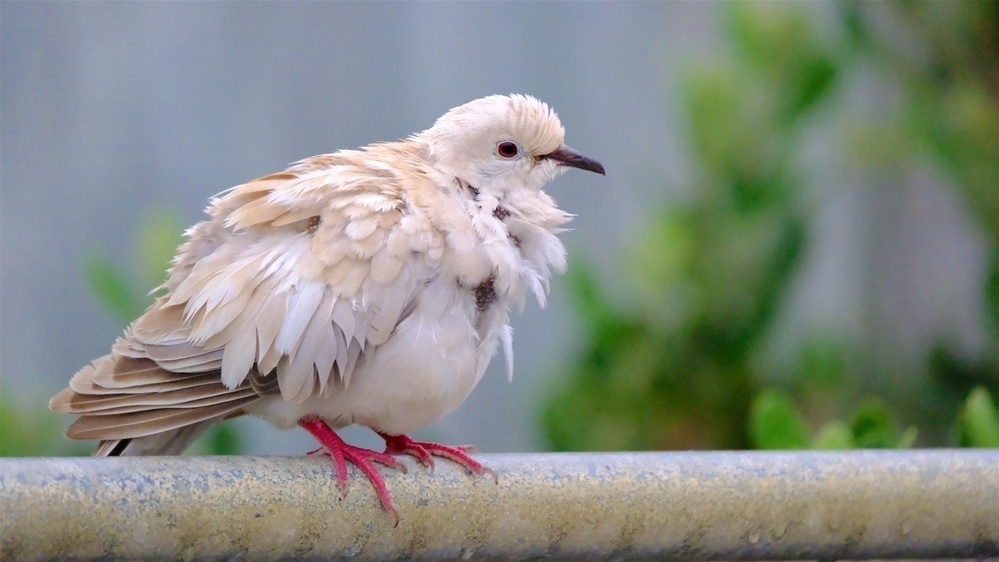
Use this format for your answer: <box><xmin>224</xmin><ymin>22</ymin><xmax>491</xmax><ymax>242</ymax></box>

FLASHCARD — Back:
<box><xmin>57</xmin><ymin>386</ymin><xmax>259</xmax><ymax>415</ymax></box>
<box><xmin>277</xmin><ymin>292</ymin><xmax>336</xmax><ymax>402</ymax></box>
<box><xmin>273</xmin><ymin>281</ymin><xmax>325</xmax><ymax>359</ymax></box>
<box><xmin>54</xmin><ymin>144</ymin><xmax>441</xmax><ymax>449</ymax></box>
<box><xmin>144</xmin><ymin>345</ymin><xmax>225</xmax><ymax>373</ymax></box>
<box><xmin>65</xmin><ymin>396</ymin><xmax>260</xmax><ymax>440</ymax></box>
<box><xmin>68</xmin><ymin>373</ymin><xmax>225</xmax><ymax>398</ymax></box>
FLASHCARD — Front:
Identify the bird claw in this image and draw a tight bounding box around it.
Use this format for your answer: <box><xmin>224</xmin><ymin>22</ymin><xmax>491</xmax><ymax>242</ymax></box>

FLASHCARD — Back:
<box><xmin>299</xmin><ymin>420</ymin><xmax>496</xmax><ymax>526</ymax></box>
<box><xmin>299</xmin><ymin>419</ymin><xmax>406</xmax><ymax>524</ymax></box>
<box><xmin>378</xmin><ymin>432</ymin><xmax>497</xmax><ymax>483</ymax></box>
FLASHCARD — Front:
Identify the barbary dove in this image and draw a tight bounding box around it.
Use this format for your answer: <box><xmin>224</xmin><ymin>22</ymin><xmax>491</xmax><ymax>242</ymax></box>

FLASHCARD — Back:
<box><xmin>50</xmin><ymin>94</ymin><xmax>604</xmax><ymax>522</ymax></box>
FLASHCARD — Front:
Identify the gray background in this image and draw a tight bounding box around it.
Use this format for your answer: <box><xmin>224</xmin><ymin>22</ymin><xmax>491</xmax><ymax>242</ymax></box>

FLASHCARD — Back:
<box><xmin>1</xmin><ymin>2</ymin><xmax>988</xmax><ymax>454</ymax></box>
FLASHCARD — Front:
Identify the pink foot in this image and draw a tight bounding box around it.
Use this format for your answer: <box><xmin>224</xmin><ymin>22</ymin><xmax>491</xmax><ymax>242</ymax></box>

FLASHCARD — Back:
<box><xmin>378</xmin><ymin>432</ymin><xmax>498</xmax><ymax>483</ymax></box>
<box><xmin>299</xmin><ymin>419</ymin><xmax>406</xmax><ymax>525</ymax></box>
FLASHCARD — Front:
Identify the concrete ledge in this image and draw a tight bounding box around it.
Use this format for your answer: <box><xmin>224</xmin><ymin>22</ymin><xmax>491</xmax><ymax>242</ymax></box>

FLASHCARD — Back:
<box><xmin>1</xmin><ymin>451</ymin><xmax>997</xmax><ymax>560</ymax></box>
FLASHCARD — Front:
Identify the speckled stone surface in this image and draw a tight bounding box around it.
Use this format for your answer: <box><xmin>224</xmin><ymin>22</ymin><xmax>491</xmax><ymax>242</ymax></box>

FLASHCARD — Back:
<box><xmin>1</xmin><ymin>451</ymin><xmax>997</xmax><ymax>560</ymax></box>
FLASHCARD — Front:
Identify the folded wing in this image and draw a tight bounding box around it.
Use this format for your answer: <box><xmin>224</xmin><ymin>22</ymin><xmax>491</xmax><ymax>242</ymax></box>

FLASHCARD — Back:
<box><xmin>51</xmin><ymin>147</ymin><xmax>438</xmax><ymax>443</ymax></box>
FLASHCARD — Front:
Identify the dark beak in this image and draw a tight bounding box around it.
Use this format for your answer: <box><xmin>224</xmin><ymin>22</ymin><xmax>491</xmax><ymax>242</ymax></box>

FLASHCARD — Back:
<box><xmin>543</xmin><ymin>145</ymin><xmax>605</xmax><ymax>176</ymax></box>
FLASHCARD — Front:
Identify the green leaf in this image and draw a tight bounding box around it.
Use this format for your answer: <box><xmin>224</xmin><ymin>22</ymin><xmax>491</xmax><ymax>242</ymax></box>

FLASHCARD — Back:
<box><xmin>196</xmin><ymin>424</ymin><xmax>243</xmax><ymax>455</ymax></box>
<box><xmin>850</xmin><ymin>399</ymin><xmax>900</xmax><ymax>448</ymax></box>
<box><xmin>895</xmin><ymin>426</ymin><xmax>918</xmax><ymax>449</ymax></box>
<box><xmin>811</xmin><ymin>421</ymin><xmax>855</xmax><ymax>449</ymax></box>
<box><xmin>83</xmin><ymin>252</ymin><xmax>144</xmax><ymax>323</ymax></box>
<box><xmin>956</xmin><ymin>387</ymin><xmax>999</xmax><ymax>447</ymax></box>
<box><xmin>749</xmin><ymin>389</ymin><xmax>810</xmax><ymax>449</ymax></box>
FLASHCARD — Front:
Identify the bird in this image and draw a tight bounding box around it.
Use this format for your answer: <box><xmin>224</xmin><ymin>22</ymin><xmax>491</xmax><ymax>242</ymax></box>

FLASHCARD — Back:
<box><xmin>49</xmin><ymin>94</ymin><xmax>605</xmax><ymax>523</ymax></box>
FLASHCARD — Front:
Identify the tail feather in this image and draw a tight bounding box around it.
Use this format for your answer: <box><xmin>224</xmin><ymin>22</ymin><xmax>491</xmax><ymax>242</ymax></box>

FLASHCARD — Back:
<box><xmin>94</xmin><ymin>421</ymin><xmax>215</xmax><ymax>456</ymax></box>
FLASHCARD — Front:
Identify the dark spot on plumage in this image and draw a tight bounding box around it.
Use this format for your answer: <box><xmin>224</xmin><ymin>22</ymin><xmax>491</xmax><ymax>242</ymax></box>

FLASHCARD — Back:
<box><xmin>106</xmin><ymin>439</ymin><xmax>130</xmax><ymax>456</ymax></box>
<box><xmin>509</xmin><ymin>234</ymin><xmax>522</xmax><ymax>249</ymax></box>
<box><xmin>306</xmin><ymin>215</ymin><xmax>321</xmax><ymax>234</ymax></box>
<box><xmin>493</xmin><ymin>205</ymin><xmax>510</xmax><ymax>220</ymax></box>
<box><xmin>474</xmin><ymin>273</ymin><xmax>497</xmax><ymax>312</ymax></box>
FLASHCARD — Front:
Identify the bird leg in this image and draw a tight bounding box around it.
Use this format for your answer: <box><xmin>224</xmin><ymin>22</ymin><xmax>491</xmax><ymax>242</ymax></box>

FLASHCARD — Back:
<box><xmin>378</xmin><ymin>432</ymin><xmax>498</xmax><ymax>483</ymax></box>
<box><xmin>298</xmin><ymin>418</ymin><xmax>406</xmax><ymax>524</ymax></box>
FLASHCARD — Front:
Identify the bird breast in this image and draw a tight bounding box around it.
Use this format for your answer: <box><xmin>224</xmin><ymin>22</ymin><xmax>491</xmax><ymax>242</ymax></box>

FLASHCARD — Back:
<box><xmin>248</xmin><ymin>182</ymin><xmax>564</xmax><ymax>434</ymax></box>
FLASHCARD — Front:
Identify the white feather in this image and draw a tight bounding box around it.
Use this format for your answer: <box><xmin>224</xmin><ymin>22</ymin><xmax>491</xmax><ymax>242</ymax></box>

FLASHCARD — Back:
<box><xmin>274</xmin><ymin>281</ymin><xmax>324</xmax><ymax>356</ymax></box>
<box><xmin>501</xmin><ymin>323</ymin><xmax>514</xmax><ymax>382</ymax></box>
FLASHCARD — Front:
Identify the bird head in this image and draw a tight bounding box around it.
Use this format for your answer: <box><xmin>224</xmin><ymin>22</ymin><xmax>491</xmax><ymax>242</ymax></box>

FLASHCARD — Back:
<box><xmin>420</xmin><ymin>94</ymin><xmax>604</xmax><ymax>196</ymax></box>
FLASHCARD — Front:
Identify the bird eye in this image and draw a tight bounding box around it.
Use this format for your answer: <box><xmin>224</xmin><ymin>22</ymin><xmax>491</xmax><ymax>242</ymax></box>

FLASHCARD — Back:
<box><xmin>497</xmin><ymin>141</ymin><xmax>519</xmax><ymax>159</ymax></box>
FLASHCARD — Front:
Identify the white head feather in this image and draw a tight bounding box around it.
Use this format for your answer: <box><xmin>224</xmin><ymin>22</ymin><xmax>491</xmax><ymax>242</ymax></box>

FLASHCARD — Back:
<box><xmin>419</xmin><ymin>94</ymin><xmax>575</xmax><ymax>196</ymax></box>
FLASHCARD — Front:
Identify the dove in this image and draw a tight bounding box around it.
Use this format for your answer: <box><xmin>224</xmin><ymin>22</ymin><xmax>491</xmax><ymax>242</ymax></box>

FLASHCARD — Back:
<box><xmin>50</xmin><ymin>94</ymin><xmax>605</xmax><ymax>522</ymax></box>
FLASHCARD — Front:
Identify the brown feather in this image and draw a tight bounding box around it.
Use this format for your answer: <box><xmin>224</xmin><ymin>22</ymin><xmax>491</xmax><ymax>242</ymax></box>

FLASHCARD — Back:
<box><xmin>69</xmin><ymin>371</ymin><xmax>222</xmax><ymax>397</ymax></box>
<box><xmin>65</xmin><ymin>396</ymin><xmax>258</xmax><ymax>440</ymax></box>
<box><xmin>60</xmin><ymin>384</ymin><xmax>257</xmax><ymax>415</ymax></box>
<box><xmin>248</xmin><ymin>368</ymin><xmax>281</xmax><ymax>396</ymax></box>
<box><xmin>91</xmin><ymin>356</ymin><xmax>184</xmax><ymax>388</ymax></box>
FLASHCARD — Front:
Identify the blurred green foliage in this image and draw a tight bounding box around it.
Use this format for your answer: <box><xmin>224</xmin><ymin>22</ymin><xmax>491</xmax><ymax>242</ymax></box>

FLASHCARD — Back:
<box><xmin>955</xmin><ymin>387</ymin><xmax>999</xmax><ymax>448</ymax></box>
<box><xmin>749</xmin><ymin>389</ymin><xmax>919</xmax><ymax>450</ymax></box>
<box><xmin>0</xmin><ymin>395</ymin><xmax>91</xmax><ymax>457</ymax></box>
<box><xmin>543</xmin><ymin>2</ymin><xmax>999</xmax><ymax>451</ymax></box>
<box><xmin>748</xmin><ymin>385</ymin><xmax>998</xmax><ymax>450</ymax></box>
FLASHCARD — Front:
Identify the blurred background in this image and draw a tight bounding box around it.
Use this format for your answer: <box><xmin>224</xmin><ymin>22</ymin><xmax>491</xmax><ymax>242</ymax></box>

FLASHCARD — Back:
<box><xmin>2</xmin><ymin>2</ymin><xmax>996</xmax><ymax>457</ymax></box>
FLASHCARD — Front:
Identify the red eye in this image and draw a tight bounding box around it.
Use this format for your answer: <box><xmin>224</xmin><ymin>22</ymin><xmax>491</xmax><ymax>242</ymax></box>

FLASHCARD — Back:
<box><xmin>497</xmin><ymin>141</ymin><xmax>519</xmax><ymax>158</ymax></box>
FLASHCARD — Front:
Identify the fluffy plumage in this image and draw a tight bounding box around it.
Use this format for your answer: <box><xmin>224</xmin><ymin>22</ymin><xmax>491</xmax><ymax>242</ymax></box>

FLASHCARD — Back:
<box><xmin>50</xmin><ymin>94</ymin><xmax>604</xmax><ymax>517</ymax></box>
